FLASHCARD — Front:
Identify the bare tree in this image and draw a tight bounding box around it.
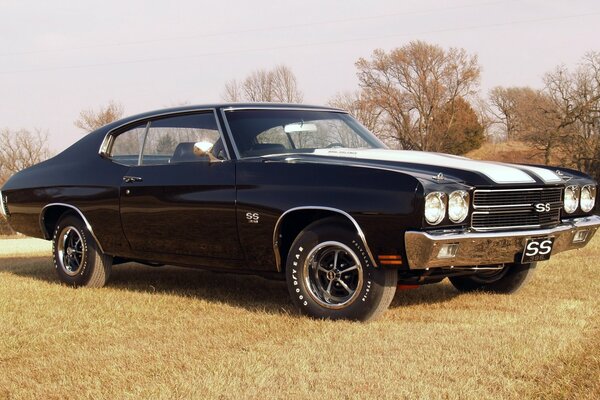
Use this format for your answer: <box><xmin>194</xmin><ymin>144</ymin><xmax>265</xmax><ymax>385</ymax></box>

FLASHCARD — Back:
<box><xmin>0</xmin><ymin>128</ymin><xmax>51</xmax><ymax>184</ymax></box>
<box><xmin>328</xmin><ymin>90</ymin><xmax>383</xmax><ymax>137</ymax></box>
<box><xmin>355</xmin><ymin>41</ymin><xmax>481</xmax><ymax>151</ymax></box>
<box><xmin>270</xmin><ymin>65</ymin><xmax>303</xmax><ymax>103</ymax></box>
<box><xmin>543</xmin><ymin>52</ymin><xmax>600</xmax><ymax>178</ymax></box>
<box><xmin>222</xmin><ymin>65</ymin><xmax>303</xmax><ymax>103</ymax></box>
<box><xmin>489</xmin><ymin>86</ymin><xmax>541</xmax><ymax>140</ymax></box>
<box><xmin>516</xmin><ymin>91</ymin><xmax>564</xmax><ymax>165</ymax></box>
<box><xmin>491</xmin><ymin>52</ymin><xmax>600</xmax><ymax>176</ymax></box>
<box><xmin>74</xmin><ymin>100</ymin><xmax>124</xmax><ymax>132</ymax></box>
<box><xmin>470</xmin><ymin>95</ymin><xmax>496</xmax><ymax>140</ymax></box>
<box><xmin>222</xmin><ymin>79</ymin><xmax>243</xmax><ymax>102</ymax></box>
<box><xmin>243</xmin><ymin>69</ymin><xmax>274</xmax><ymax>102</ymax></box>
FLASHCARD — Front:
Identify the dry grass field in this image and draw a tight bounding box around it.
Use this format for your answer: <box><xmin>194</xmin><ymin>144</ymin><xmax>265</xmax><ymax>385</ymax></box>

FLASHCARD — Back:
<box><xmin>0</xmin><ymin>236</ymin><xmax>599</xmax><ymax>399</ymax></box>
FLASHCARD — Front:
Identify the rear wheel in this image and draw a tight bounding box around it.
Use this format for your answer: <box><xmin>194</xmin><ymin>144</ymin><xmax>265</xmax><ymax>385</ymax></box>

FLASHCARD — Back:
<box><xmin>52</xmin><ymin>213</ymin><xmax>112</xmax><ymax>288</ymax></box>
<box><xmin>286</xmin><ymin>219</ymin><xmax>397</xmax><ymax>321</ymax></box>
<box><xmin>449</xmin><ymin>262</ymin><xmax>537</xmax><ymax>294</ymax></box>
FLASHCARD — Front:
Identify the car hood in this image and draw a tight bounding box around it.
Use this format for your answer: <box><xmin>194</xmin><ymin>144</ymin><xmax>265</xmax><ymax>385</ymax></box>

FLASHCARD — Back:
<box><xmin>266</xmin><ymin>148</ymin><xmax>566</xmax><ymax>187</ymax></box>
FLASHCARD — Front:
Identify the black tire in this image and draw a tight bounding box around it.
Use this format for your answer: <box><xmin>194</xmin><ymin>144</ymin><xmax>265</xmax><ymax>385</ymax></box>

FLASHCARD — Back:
<box><xmin>449</xmin><ymin>262</ymin><xmax>537</xmax><ymax>294</ymax></box>
<box><xmin>52</xmin><ymin>213</ymin><xmax>112</xmax><ymax>288</ymax></box>
<box><xmin>285</xmin><ymin>219</ymin><xmax>397</xmax><ymax>321</ymax></box>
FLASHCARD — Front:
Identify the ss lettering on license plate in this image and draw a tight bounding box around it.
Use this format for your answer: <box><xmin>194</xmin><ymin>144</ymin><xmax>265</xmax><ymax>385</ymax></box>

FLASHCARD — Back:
<box><xmin>522</xmin><ymin>237</ymin><xmax>555</xmax><ymax>263</ymax></box>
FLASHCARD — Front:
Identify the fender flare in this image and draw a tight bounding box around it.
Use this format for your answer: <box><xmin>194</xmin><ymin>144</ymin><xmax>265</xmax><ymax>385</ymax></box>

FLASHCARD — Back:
<box><xmin>39</xmin><ymin>203</ymin><xmax>105</xmax><ymax>253</ymax></box>
<box><xmin>272</xmin><ymin>206</ymin><xmax>376</xmax><ymax>272</ymax></box>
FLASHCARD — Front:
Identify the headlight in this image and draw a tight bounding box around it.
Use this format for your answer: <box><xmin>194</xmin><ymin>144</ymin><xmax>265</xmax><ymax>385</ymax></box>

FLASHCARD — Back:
<box><xmin>563</xmin><ymin>185</ymin><xmax>579</xmax><ymax>214</ymax></box>
<box><xmin>425</xmin><ymin>192</ymin><xmax>446</xmax><ymax>225</ymax></box>
<box><xmin>580</xmin><ymin>185</ymin><xmax>596</xmax><ymax>213</ymax></box>
<box><xmin>448</xmin><ymin>190</ymin><xmax>470</xmax><ymax>223</ymax></box>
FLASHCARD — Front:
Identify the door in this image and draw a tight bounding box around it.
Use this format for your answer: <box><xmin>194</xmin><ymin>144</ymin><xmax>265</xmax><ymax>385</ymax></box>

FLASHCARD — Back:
<box><xmin>108</xmin><ymin>111</ymin><xmax>243</xmax><ymax>259</ymax></box>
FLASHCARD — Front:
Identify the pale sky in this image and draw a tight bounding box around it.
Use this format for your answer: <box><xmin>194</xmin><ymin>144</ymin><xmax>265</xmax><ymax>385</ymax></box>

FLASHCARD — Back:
<box><xmin>1</xmin><ymin>0</ymin><xmax>599</xmax><ymax>152</ymax></box>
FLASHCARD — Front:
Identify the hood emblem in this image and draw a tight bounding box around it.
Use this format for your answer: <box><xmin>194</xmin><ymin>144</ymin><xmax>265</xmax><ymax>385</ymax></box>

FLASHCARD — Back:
<box><xmin>432</xmin><ymin>172</ymin><xmax>445</xmax><ymax>182</ymax></box>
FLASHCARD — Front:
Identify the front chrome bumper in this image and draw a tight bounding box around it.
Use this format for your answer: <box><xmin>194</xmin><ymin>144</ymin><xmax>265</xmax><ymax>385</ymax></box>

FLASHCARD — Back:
<box><xmin>405</xmin><ymin>215</ymin><xmax>600</xmax><ymax>269</ymax></box>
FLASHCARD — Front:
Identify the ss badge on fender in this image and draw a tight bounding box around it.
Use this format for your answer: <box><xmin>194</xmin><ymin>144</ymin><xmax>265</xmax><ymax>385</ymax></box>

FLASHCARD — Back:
<box><xmin>246</xmin><ymin>212</ymin><xmax>260</xmax><ymax>224</ymax></box>
<box><xmin>522</xmin><ymin>237</ymin><xmax>555</xmax><ymax>263</ymax></box>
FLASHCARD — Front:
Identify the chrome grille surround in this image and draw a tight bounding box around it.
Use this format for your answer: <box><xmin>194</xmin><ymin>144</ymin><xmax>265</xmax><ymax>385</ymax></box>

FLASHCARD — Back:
<box><xmin>471</xmin><ymin>187</ymin><xmax>563</xmax><ymax>231</ymax></box>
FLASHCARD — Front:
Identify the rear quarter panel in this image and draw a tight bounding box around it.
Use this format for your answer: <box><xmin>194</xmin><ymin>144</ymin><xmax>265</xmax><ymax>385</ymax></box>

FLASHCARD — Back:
<box><xmin>1</xmin><ymin>131</ymin><xmax>129</xmax><ymax>255</ymax></box>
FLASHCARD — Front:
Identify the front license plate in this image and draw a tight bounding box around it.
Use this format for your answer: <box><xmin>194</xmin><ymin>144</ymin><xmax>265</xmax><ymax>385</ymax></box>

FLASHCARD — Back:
<box><xmin>521</xmin><ymin>237</ymin><xmax>555</xmax><ymax>263</ymax></box>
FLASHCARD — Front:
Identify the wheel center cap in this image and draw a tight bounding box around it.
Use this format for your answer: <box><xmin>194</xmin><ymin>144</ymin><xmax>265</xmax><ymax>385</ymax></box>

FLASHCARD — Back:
<box><xmin>66</xmin><ymin>247</ymin><xmax>73</xmax><ymax>256</ymax></box>
<box><xmin>326</xmin><ymin>270</ymin><xmax>336</xmax><ymax>281</ymax></box>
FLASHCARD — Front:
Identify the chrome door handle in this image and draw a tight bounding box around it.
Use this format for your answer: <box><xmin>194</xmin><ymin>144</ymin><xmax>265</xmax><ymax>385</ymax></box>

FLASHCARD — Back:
<box><xmin>123</xmin><ymin>176</ymin><xmax>143</xmax><ymax>183</ymax></box>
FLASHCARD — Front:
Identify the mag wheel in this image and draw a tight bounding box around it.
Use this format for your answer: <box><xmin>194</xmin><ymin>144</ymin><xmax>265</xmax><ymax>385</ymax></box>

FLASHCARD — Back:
<box><xmin>303</xmin><ymin>241</ymin><xmax>364</xmax><ymax>309</ymax></box>
<box><xmin>449</xmin><ymin>262</ymin><xmax>537</xmax><ymax>294</ymax></box>
<box><xmin>52</xmin><ymin>213</ymin><xmax>113</xmax><ymax>288</ymax></box>
<box><xmin>286</xmin><ymin>219</ymin><xmax>397</xmax><ymax>321</ymax></box>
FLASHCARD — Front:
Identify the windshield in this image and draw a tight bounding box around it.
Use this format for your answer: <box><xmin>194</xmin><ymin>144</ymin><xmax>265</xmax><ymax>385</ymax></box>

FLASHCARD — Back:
<box><xmin>224</xmin><ymin>109</ymin><xmax>386</xmax><ymax>158</ymax></box>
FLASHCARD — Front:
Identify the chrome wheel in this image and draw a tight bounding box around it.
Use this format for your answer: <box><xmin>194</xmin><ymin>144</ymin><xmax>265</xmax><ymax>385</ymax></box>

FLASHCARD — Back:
<box><xmin>303</xmin><ymin>241</ymin><xmax>363</xmax><ymax>309</ymax></box>
<box><xmin>57</xmin><ymin>226</ymin><xmax>85</xmax><ymax>276</ymax></box>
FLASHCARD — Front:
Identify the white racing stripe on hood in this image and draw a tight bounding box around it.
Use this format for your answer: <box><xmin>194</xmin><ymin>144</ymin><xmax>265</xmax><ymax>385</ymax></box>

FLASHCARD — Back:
<box><xmin>313</xmin><ymin>148</ymin><xmax>544</xmax><ymax>184</ymax></box>
<box><xmin>512</xmin><ymin>164</ymin><xmax>563</xmax><ymax>183</ymax></box>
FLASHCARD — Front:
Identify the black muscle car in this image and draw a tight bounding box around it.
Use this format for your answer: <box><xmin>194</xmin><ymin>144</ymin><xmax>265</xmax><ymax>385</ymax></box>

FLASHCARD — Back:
<box><xmin>1</xmin><ymin>104</ymin><xmax>598</xmax><ymax>321</ymax></box>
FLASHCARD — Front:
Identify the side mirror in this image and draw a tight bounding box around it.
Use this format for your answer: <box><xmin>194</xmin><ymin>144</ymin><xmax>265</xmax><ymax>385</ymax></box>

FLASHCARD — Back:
<box><xmin>193</xmin><ymin>141</ymin><xmax>218</xmax><ymax>162</ymax></box>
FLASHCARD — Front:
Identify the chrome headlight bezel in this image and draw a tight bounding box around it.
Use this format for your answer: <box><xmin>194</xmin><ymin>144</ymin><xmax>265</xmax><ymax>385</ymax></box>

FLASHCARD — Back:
<box><xmin>563</xmin><ymin>185</ymin><xmax>580</xmax><ymax>214</ymax></box>
<box><xmin>448</xmin><ymin>190</ymin><xmax>470</xmax><ymax>223</ymax></box>
<box><xmin>425</xmin><ymin>192</ymin><xmax>447</xmax><ymax>225</ymax></box>
<box><xmin>580</xmin><ymin>185</ymin><xmax>596</xmax><ymax>213</ymax></box>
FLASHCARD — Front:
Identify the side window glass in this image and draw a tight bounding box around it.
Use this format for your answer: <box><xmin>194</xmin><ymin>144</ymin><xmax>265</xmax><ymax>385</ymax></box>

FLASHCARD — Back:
<box><xmin>109</xmin><ymin>123</ymin><xmax>147</xmax><ymax>166</ymax></box>
<box><xmin>142</xmin><ymin>113</ymin><xmax>225</xmax><ymax>165</ymax></box>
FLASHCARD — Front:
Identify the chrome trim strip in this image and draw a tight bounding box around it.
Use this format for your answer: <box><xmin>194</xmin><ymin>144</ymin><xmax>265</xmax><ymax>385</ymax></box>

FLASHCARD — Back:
<box><xmin>405</xmin><ymin>215</ymin><xmax>600</xmax><ymax>269</ymax></box>
<box><xmin>137</xmin><ymin>121</ymin><xmax>151</xmax><ymax>166</ymax></box>
<box><xmin>39</xmin><ymin>203</ymin><xmax>105</xmax><ymax>254</ymax></box>
<box><xmin>473</xmin><ymin>203</ymin><xmax>533</xmax><ymax>209</ymax></box>
<box><xmin>472</xmin><ymin>208</ymin><xmax>560</xmax><ymax>215</ymax></box>
<box><xmin>272</xmin><ymin>206</ymin><xmax>376</xmax><ymax>272</ymax></box>
<box><xmin>211</xmin><ymin>109</ymin><xmax>232</xmax><ymax>160</ymax></box>
<box><xmin>473</xmin><ymin>188</ymin><xmax>550</xmax><ymax>193</ymax></box>
<box><xmin>219</xmin><ymin>108</ymin><xmax>241</xmax><ymax>160</ymax></box>
<box><xmin>223</xmin><ymin>106</ymin><xmax>347</xmax><ymax>113</ymax></box>
<box><xmin>470</xmin><ymin>224</ymin><xmax>544</xmax><ymax>232</ymax></box>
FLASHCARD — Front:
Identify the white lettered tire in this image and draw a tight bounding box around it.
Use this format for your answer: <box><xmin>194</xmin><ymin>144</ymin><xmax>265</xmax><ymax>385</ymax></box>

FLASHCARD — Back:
<box><xmin>286</xmin><ymin>219</ymin><xmax>397</xmax><ymax>321</ymax></box>
<box><xmin>52</xmin><ymin>213</ymin><xmax>113</xmax><ymax>288</ymax></box>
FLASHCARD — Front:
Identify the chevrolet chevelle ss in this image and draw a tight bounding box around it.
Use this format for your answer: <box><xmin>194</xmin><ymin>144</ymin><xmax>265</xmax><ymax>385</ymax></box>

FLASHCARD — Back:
<box><xmin>1</xmin><ymin>104</ymin><xmax>599</xmax><ymax>320</ymax></box>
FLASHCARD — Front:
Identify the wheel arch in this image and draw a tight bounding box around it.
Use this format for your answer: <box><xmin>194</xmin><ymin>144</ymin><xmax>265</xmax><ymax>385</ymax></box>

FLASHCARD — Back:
<box><xmin>39</xmin><ymin>203</ymin><xmax>105</xmax><ymax>253</ymax></box>
<box><xmin>273</xmin><ymin>206</ymin><xmax>376</xmax><ymax>272</ymax></box>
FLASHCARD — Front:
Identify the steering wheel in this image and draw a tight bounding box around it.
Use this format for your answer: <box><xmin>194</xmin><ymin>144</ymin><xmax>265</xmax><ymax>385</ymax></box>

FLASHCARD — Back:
<box><xmin>325</xmin><ymin>142</ymin><xmax>344</xmax><ymax>148</ymax></box>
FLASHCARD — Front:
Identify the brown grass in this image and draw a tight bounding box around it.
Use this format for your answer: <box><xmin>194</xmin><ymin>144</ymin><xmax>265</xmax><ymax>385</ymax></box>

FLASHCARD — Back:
<box><xmin>466</xmin><ymin>140</ymin><xmax>561</xmax><ymax>165</ymax></box>
<box><xmin>0</xmin><ymin>236</ymin><xmax>599</xmax><ymax>399</ymax></box>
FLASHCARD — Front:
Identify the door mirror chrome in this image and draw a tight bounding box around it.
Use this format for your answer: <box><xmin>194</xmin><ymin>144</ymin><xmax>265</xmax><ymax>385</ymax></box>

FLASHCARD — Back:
<box><xmin>193</xmin><ymin>141</ymin><xmax>218</xmax><ymax>162</ymax></box>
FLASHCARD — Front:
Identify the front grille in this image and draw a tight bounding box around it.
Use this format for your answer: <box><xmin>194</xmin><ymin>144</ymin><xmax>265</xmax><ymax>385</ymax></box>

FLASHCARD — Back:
<box><xmin>473</xmin><ymin>188</ymin><xmax>563</xmax><ymax>208</ymax></box>
<box><xmin>471</xmin><ymin>188</ymin><xmax>563</xmax><ymax>231</ymax></box>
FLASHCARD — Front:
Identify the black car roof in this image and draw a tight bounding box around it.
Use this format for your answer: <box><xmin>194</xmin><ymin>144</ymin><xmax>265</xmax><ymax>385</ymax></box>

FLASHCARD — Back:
<box><xmin>101</xmin><ymin>103</ymin><xmax>346</xmax><ymax>134</ymax></box>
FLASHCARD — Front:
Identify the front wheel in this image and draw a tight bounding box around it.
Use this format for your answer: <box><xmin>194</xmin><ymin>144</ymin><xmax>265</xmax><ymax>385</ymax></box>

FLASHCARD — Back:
<box><xmin>52</xmin><ymin>213</ymin><xmax>113</xmax><ymax>288</ymax></box>
<box><xmin>449</xmin><ymin>262</ymin><xmax>537</xmax><ymax>294</ymax></box>
<box><xmin>286</xmin><ymin>219</ymin><xmax>397</xmax><ymax>321</ymax></box>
